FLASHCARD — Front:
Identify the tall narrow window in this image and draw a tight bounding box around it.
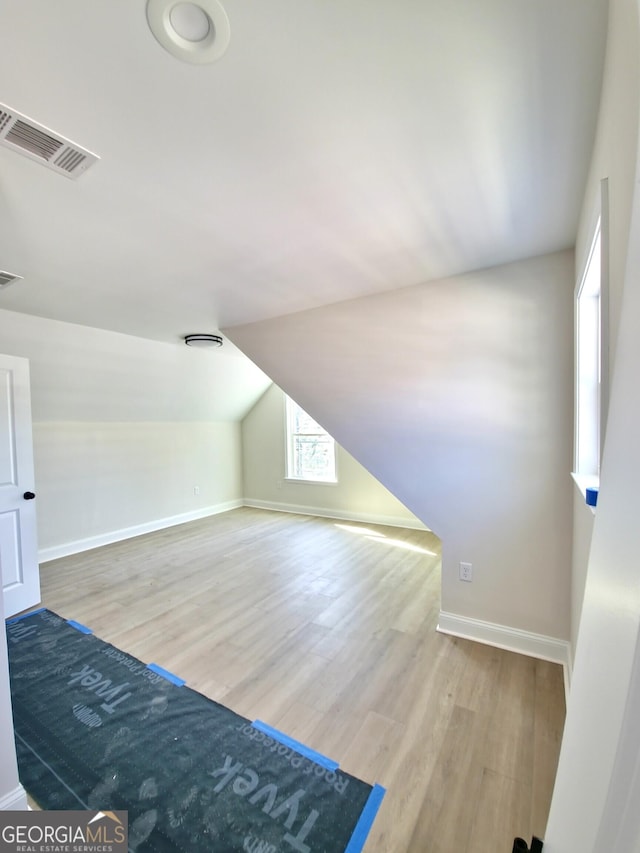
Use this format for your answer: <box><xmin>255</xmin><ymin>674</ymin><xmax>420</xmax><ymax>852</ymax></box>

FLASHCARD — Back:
<box><xmin>575</xmin><ymin>219</ymin><xmax>602</xmax><ymax>478</ymax></box>
<box><xmin>285</xmin><ymin>396</ymin><xmax>337</xmax><ymax>483</ymax></box>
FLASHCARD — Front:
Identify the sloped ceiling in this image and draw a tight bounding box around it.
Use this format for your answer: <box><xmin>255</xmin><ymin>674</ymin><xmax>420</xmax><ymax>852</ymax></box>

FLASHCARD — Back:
<box><xmin>0</xmin><ymin>308</ymin><xmax>271</xmax><ymax>422</ymax></box>
<box><xmin>0</xmin><ymin>0</ymin><xmax>607</xmax><ymax>349</ymax></box>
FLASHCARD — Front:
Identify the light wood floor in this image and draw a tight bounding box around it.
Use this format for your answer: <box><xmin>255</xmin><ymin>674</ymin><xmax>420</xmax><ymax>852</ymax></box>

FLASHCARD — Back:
<box><xmin>38</xmin><ymin>507</ymin><xmax>565</xmax><ymax>852</ymax></box>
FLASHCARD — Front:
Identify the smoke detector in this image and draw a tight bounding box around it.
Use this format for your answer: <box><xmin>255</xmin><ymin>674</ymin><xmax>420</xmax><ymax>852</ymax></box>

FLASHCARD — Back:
<box><xmin>0</xmin><ymin>103</ymin><xmax>99</xmax><ymax>179</ymax></box>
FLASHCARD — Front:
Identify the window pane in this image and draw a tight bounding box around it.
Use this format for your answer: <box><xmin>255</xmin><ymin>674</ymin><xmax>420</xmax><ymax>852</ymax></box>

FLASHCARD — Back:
<box><xmin>293</xmin><ymin>436</ymin><xmax>335</xmax><ymax>480</ymax></box>
<box><xmin>294</xmin><ymin>409</ymin><xmax>325</xmax><ymax>435</ymax></box>
<box><xmin>576</xmin><ymin>221</ymin><xmax>601</xmax><ymax>477</ymax></box>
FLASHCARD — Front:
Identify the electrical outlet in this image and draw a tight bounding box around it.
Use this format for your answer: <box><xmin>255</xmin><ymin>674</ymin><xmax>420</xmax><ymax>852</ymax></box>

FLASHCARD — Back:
<box><xmin>193</xmin><ymin>486</ymin><xmax>200</xmax><ymax>496</ymax></box>
<box><xmin>459</xmin><ymin>561</ymin><xmax>473</xmax><ymax>582</ymax></box>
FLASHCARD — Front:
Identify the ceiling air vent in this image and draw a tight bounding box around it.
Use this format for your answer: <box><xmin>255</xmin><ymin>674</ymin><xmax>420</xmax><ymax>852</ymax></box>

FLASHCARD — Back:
<box><xmin>0</xmin><ymin>103</ymin><xmax>99</xmax><ymax>179</ymax></box>
<box><xmin>0</xmin><ymin>270</ymin><xmax>23</xmax><ymax>290</ymax></box>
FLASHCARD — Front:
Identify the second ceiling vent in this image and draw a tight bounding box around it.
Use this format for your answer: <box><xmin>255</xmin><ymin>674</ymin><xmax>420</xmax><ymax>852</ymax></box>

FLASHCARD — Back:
<box><xmin>0</xmin><ymin>270</ymin><xmax>23</xmax><ymax>289</ymax></box>
<box><xmin>0</xmin><ymin>103</ymin><xmax>99</xmax><ymax>179</ymax></box>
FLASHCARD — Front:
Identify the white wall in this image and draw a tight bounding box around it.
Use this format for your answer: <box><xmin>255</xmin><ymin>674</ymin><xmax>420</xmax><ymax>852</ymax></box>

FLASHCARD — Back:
<box><xmin>544</xmin><ymin>0</ymin><xmax>640</xmax><ymax>847</ymax></box>
<box><xmin>575</xmin><ymin>0</ymin><xmax>640</xmax><ymax>378</ymax></box>
<box><xmin>34</xmin><ymin>421</ymin><xmax>242</xmax><ymax>556</ymax></box>
<box><xmin>568</xmin><ymin>0</ymin><xmax>640</xmax><ymax>652</ymax></box>
<box><xmin>227</xmin><ymin>249</ymin><xmax>575</xmax><ymax>644</ymax></box>
<box><xmin>0</xmin><ymin>309</ymin><xmax>269</xmax><ymax>556</ymax></box>
<box><xmin>546</xmin><ymin>179</ymin><xmax>640</xmax><ymax>848</ymax></box>
<box><xmin>569</xmin><ymin>491</ymin><xmax>594</xmax><ymax>663</ymax></box>
<box><xmin>242</xmin><ymin>383</ymin><xmax>425</xmax><ymax>528</ymax></box>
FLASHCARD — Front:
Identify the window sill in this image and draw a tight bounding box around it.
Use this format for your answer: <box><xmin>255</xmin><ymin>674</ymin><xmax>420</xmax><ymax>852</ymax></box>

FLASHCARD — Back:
<box><xmin>284</xmin><ymin>477</ymin><xmax>338</xmax><ymax>487</ymax></box>
<box><xmin>571</xmin><ymin>472</ymin><xmax>599</xmax><ymax>514</ymax></box>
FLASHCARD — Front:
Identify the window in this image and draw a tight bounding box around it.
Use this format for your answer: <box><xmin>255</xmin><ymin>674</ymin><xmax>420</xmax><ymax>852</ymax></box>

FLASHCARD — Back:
<box><xmin>285</xmin><ymin>396</ymin><xmax>337</xmax><ymax>483</ymax></box>
<box><xmin>575</xmin><ymin>218</ymin><xmax>602</xmax><ymax>478</ymax></box>
<box><xmin>575</xmin><ymin>180</ymin><xmax>609</xmax><ymax>487</ymax></box>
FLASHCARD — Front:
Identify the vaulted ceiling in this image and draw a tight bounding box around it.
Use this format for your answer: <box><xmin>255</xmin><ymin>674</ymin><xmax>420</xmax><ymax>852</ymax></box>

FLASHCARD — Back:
<box><xmin>0</xmin><ymin>1</ymin><xmax>607</xmax><ymax>349</ymax></box>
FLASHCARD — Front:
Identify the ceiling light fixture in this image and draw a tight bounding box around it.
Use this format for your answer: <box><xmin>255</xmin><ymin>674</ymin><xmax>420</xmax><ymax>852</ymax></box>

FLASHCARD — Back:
<box><xmin>184</xmin><ymin>333</ymin><xmax>223</xmax><ymax>347</ymax></box>
<box><xmin>146</xmin><ymin>0</ymin><xmax>230</xmax><ymax>64</ymax></box>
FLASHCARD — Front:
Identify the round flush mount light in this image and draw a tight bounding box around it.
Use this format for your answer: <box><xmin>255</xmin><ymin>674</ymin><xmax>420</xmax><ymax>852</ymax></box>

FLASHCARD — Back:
<box><xmin>184</xmin><ymin>333</ymin><xmax>224</xmax><ymax>347</ymax></box>
<box><xmin>146</xmin><ymin>0</ymin><xmax>230</xmax><ymax>64</ymax></box>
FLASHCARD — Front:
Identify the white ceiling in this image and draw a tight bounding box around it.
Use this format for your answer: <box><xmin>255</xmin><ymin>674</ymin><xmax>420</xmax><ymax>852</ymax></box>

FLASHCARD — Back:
<box><xmin>0</xmin><ymin>0</ymin><xmax>608</xmax><ymax>347</ymax></box>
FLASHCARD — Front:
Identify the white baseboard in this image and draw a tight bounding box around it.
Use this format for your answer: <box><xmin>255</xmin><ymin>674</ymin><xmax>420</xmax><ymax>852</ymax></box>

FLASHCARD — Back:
<box><xmin>38</xmin><ymin>500</ymin><xmax>243</xmax><ymax>563</ymax></box>
<box><xmin>437</xmin><ymin>610</ymin><xmax>572</xmax><ymax>701</ymax></box>
<box><xmin>0</xmin><ymin>783</ymin><xmax>28</xmax><ymax>810</ymax></box>
<box><xmin>242</xmin><ymin>499</ymin><xmax>428</xmax><ymax>531</ymax></box>
<box><xmin>39</xmin><ymin>499</ymin><xmax>426</xmax><ymax>564</ymax></box>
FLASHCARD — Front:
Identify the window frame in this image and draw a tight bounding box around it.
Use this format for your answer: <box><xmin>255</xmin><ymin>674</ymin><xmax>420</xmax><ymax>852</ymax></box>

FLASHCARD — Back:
<box><xmin>284</xmin><ymin>396</ymin><xmax>337</xmax><ymax>485</ymax></box>
<box><xmin>574</xmin><ymin>178</ymin><xmax>609</xmax><ymax>488</ymax></box>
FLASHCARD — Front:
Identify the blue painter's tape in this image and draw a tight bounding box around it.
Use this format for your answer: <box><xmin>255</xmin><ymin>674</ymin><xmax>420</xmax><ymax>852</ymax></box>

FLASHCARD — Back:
<box><xmin>344</xmin><ymin>783</ymin><xmax>386</xmax><ymax>853</ymax></box>
<box><xmin>146</xmin><ymin>663</ymin><xmax>186</xmax><ymax>686</ymax></box>
<box><xmin>67</xmin><ymin>620</ymin><xmax>93</xmax><ymax>635</ymax></box>
<box><xmin>251</xmin><ymin>720</ymin><xmax>339</xmax><ymax>771</ymax></box>
<box><xmin>6</xmin><ymin>607</ymin><xmax>47</xmax><ymax>625</ymax></box>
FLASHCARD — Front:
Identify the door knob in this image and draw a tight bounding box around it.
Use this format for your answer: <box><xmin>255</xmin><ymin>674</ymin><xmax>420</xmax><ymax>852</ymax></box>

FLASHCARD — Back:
<box><xmin>23</xmin><ymin>491</ymin><xmax>36</xmax><ymax>500</ymax></box>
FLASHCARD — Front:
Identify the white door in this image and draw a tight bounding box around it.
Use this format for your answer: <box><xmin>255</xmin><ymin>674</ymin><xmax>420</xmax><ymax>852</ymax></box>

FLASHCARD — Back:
<box><xmin>0</xmin><ymin>354</ymin><xmax>40</xmax><ymax>618</ymax></box>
